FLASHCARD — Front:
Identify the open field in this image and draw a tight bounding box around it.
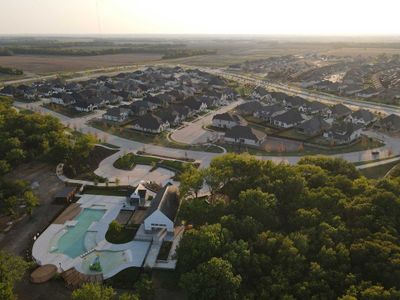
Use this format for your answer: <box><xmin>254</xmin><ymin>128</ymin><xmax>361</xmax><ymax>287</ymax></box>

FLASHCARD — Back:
<box><xmin>0</xmin><ymin>53</ymin><xmax>162</xmax><ymax>74</ymax></box>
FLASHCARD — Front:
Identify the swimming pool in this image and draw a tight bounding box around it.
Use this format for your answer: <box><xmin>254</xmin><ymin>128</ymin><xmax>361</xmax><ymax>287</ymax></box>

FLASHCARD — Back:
<box><xmin>55</xmin><ymin>208</ymin><xmax>106</xmax><ymax>258</ymax></box>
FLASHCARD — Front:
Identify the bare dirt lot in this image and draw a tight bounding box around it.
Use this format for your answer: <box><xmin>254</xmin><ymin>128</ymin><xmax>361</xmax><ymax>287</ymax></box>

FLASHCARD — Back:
<box><xmin>0</xmin><ymin>162</ymin><xmax>66</xmax><ymax>254</ymax></box>
<box><xmin>0</xmin><ymin>53</ymin><xmax>162</xmax><ymax>74</ymax></box>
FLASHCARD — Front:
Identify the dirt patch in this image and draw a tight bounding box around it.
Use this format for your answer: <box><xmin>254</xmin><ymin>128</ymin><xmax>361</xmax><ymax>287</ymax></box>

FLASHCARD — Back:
<box><xmin>130</xmin><ymin>209</ymin><xmax>148</xmax><ymax>225</ymax></box>
<box><xmin>0</xmin><ymin>53</ymin><xmax>162</xmax><ymax>74</ymax></box>
<box><xmin>0</xmin><ymin>162</ymin><xmax>66</xmax><ymax>254</ymax></box>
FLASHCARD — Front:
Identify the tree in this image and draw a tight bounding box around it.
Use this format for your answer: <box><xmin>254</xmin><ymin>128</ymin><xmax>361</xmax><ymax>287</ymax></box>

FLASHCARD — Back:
<box><xmin>119</xmin><ymin>293</ymin><xmax>139</xmax><ymax>300</ymax></box>
<box><xmin>23</xmin><ymin>190</ymin><xmax>39</xmax><ymax>215</ymax></box>
<box><xmin>134</xmin><ymin>274</ymin><xmax>154</xmax><ymax>300</ymax></box>
<box><xmin>71</xmin><ymin>283</ymin><xmax>115</xmax><ymax>300</ymax></box>
<box><xmin>180</xmin><ymin>257</ymin><xmax>241</xmax><ymax>300</ymax></box>
<box><xmin>0</xmin><ymin>251</ymin><xmax>30</xmax><ymax>300</ymax></box>
<box><xmin>179</xmin><ymin>165</ymin><xmax>203</xmax><ymax>199</ymax></box>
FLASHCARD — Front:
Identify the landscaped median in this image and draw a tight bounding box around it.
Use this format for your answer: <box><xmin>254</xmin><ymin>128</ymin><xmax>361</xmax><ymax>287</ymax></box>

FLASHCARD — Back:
<box><xmin>113</xmin><ymin>152</ymin><xmax>199</xmax><ymax>175</ymax></box>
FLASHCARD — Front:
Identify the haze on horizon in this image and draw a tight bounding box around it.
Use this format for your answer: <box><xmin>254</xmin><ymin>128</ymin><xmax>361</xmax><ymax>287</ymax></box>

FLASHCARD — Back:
<box><xmin>1</xmin><ymin>0</ymin><xmax>400</xmax><ymax>36</ymax></box>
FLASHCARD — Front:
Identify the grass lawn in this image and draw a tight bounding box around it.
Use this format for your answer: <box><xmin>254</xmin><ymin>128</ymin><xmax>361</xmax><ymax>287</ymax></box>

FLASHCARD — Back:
<box><xmin>105</xmin><ymin>224</ymin><xmax>140</xmax><ymax>244</ymax></box>
<box><xmin>114</xmin><ymin>152</ymin><xmax>191</xmax><ymax>173</ymax></box>
<box><xmin>90</xmin><ymin>120</ymin><xmax>224</xmax><ymax>153</ymax></box>
<box><xmin>100</xmin><ymin>142</ymin><xmax>120</xmax><ymax>149</ymax></box>
<box><xmin>274</xmin><ymin>128</ymin><xmax>310</xmax><ymax>141</ymax></box>
<box><xmin>157</xmin><ymin>241</ymin><xmax>173</xmax><ymax>261</ymax></box>
<box><xmin>360</xmin><ymin>160</ymin><xmax>400</xmax><ymax>179</ymax></box>
<box><xmin>42</xmin><ymin>103</ymin><xmax>93</xmax><ymax>118</ymax></box>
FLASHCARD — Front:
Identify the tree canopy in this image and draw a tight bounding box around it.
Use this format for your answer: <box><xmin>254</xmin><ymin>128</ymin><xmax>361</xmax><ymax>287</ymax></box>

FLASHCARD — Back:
<box><xmin>176</xmin><ymin>154</ymin><xmax>400</xmax><ymax>299</ymax></box>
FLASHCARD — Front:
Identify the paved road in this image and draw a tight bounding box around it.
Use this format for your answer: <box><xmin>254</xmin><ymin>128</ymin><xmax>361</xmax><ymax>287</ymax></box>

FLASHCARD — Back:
<box><xmin>170</xmin><ymin>99</ymin><xmax>244</xmax><ymax>144</ymax></box>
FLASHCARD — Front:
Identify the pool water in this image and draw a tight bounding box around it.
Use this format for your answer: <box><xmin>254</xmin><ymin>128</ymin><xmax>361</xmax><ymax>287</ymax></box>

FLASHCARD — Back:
<box><xmin>56</xmin><ymin>208</ymin><xmax>105</xmax><ymax>258</ymax></box>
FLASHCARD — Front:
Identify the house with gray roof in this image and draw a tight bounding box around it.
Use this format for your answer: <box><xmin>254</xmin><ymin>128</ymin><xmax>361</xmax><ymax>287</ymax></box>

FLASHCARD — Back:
<box><xmin>224</xmin><ymin>125</ymin><xmax>266</xmax><ymax>146</ymax></box>
<box><xmin>212</xmin><ymin>112</ymin><xmax>243</xmax><ymax>129</ymax></box>
<box><xmin>331</xmin><ymin>103</ymin><xmax>352</xmax><ymax>119</ymax></box>
<box><xmin>254</xmin><ymin>104</ymin><xmax>286</xmax><ymax>123</ymax></box>
<box><xmin>345</xmin><ymin>109</ymin><xmax>376</xmax><ymax>126</ymax></box>
<box><xmin>144</xmin><ymin>184</ymin><xmax>180</xmax><ymax>233</ymax></box>
<box><xmin>297</xmin><ymin>116</ymin><xmax>331</xmax><ymax>136</ymax></box>
<box><xmin>102</xmin><ymin>107</ymin><xmax>130</xmax><ymax>123</ymax></box>
<box><xmin>323</xmin><ymin>122</ymin><xmax>363</xmax><ymax>144</ymax></box>
<box><xmin>235</xmin><ymin>101</ymin><xmax>264</xmax><ymax>115</ymax></box>
<box><xmin>272</xmin><ymin>108</ymin><xmax>304</xmax><ymax>128</ymax></box>
<box><xmin>375</xmin><ymin>114</ymin><xmax>400</xmax><ymax>132</ymax></box>
<box><xmin>132</xmin><ymin>113</ymin><xmax>170</xmax><ymax>133</ymax></box>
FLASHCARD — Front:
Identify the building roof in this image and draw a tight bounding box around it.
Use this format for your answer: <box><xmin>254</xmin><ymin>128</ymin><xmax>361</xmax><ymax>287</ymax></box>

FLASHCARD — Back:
<box><xmin>146</xmin><ymin>184</ymin><xmax>180</xmax><ymax>222</ymax></box>
<box><xmin>273</xmin><ymin>108</ymin><xmax>304</xmax><ymax>124</ymax></box>
<box><xmin>350</xmin><ymin>109</ymin><xmax>375</xmax><ymax>122</ymax></box>
<box><xmin>225</xmin><ymin>125</ymin><xmax>266</xmax><ymax>142</ymax></box>
<box><xmin>331</xmin><ymin>103</ymin><xmax>352</xmax><ymax>117</ymax></box>
<box><xmin>212</xmin><ymin>112</ymin><xmax>241</xmax><ymax>123</ymax></box>
<box><xmin>104</xmin><ymin>107</ymin><xmax>130</xmax><ymax>117</ymax></box>
<box><xmin>135</xmin><ymin>114</ymin><xmax>165</xmax><ymax>130</ymax></box>
<box><xmin>235</xmin><ymin>101</ymin><xmax>264</xmax><ymax>114</ymax></box>
<box><xmin>378</xmin><ymin>114</ymin><xmax>400</xmax><ymax>130</ymax></box>
<box><xmin>297</xmin><ymin>116</ymin><xmax>331</xmax><ymax>134</ymax></box>
<box><xmin>328</xmin><ymin>122</ymin><xmax>363</xmax><ymax>141</ymax></box>
<box><xmin>308</xmin><ymin>101</ymin><xmax>329</xmax><ymax>111</ymax></box>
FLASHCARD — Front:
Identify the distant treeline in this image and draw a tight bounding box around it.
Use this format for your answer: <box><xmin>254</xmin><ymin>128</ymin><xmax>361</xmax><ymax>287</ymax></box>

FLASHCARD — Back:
<box><xmin>0</xmin><ymin>43</ymin><xmax>216</xmax><ymax>59</ymax></box>
<box><xmin>0</xmin><ymin>66</ymin><xmax>23</xmax><ymax>75</ymax></box>
<box><xmin>162</xmin><ymin>49</ymin><xmax>217</xmax><ymax>59</ymax></box>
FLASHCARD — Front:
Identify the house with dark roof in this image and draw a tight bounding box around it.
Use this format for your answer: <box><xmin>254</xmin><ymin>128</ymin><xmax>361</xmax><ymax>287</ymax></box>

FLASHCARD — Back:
<box><xmin>144</xmin><ymin>184</ymin><xmax>180</xmax><ymax>233</ymax></box>
<box><xmin>374</xmin><ymin>114</ymin><xmax>400</xmax><ymax>132</ymax></box>
<box><xmin>212</xmin><ymin>112</ymin><xmax>243</xmax><ymax>129</ymax></box>
<box><xmin>130</xmin><ymin>100</ymin><xmax>157</xmax><ymax>116</ymax></box>
<box><xmin>331</xmin><ymin>103</ymin><xmax>352</xmax><ymax>119</ymax></box>
<box><xmin>254</xmin><ymin>104</ymin><xmax>286</xmax><ymax>123</ymax></box>
<box><xmin>102</xmin><ymin>107</ymin><xmax>130</xmax><ymax>123</ymax></box>
<box><xmin>0</xmin><ymin>85</ymin><xmax>16</xmax><ymax>96</ymax></box>
<box><xmin>224</xmin><ymin>125</ymin><xmax>266</xmax><ymax>146</ymax></box>
<box><xmin>297</xmin><ymin>116</ymin><xmax>331</xmax><ymax>136</ymax></box>
<box><xmin>323</xmin><ymin>122</ymin><xmax>363</xmax><ymax>144</ymax></box>
<box><xmin>345</xmin><ymin>109</ymin><xmax>376</xmax><ymax>126</ymax></box>
<box><xmin>272</xmin><ymin>108</ymin><xmax>304</xmax><ymax>128</ymax></box>
<box><xmin>302</xmin><ymin>101</ymin><xmax>331</xmax><ymax>116</ymax></box>
<box><xmin>235</xmin><ymin>101</ymin><xmax>264</xmax><ymax>115</ymax></box>
<box><xmin>74</xmin><ymin>98</ymin><xmax>102</xmax><ymax>112</ymax></box>
<box><xmin>49</xmin><ymin>92</ymin><xmax>76</xmax><ymax>106</ymax></box>
<box><xmin>155</xmin><ymin>109</ymin><xmax>181</xmax><ymax>127</ymax></box>
<box><xmin>284</xmin><ymin>96</ymin><xmax>310</xmax><ymax>109</ymax></box>
<box><xmin>184</xmin><ymin>97</ymin><xmax>207</xmax><ymax>112</ymax></box>
<box><xmin>132</xmin><ymin>113</ymin><xmax>170</xmax><ymax>133</ymax></box>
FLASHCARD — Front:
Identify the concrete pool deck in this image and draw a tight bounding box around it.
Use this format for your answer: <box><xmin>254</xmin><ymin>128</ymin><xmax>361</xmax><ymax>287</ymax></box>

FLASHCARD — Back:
<box><xmin>32</xmin><ymin>194</ymin><xmax>151</xmax><ymax>279</ymax></box>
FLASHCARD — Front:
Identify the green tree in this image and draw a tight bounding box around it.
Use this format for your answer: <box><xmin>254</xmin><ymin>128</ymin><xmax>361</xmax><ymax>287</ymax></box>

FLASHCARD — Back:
<box><xmin>23</xmin><ymin>190</ymin><xmax>39</xmax><ymax>215</ymax></box>
<box><xmin>179</xmin><ymin>165</ymin><xmax>203</xmax><ymax>199</ymax></box>
<box><xmin>134</xmin><ymin>274</ymin><xmax>154</xmax><ymax>300</ymax></box>
<box><xmin>180</xmin><ymin>257</ymin><xmax>241</xmax><ymax>300</ymax></box>
<box><xmin>71</xmin><ymin>283</ymin><xmax>115</xmax><ymax>300</ymax></box>
<box><xmin>0</xmin><ymin>251</ymin><xmax>30</xmax><ymax>300</ymax></box>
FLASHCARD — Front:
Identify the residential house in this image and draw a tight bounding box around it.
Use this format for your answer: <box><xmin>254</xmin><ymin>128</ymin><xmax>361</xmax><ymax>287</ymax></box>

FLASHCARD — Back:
<box><xmin>374</xmin><ymin>114</ymin><xmax>400</xmax><ymax>132</ymax></box>
<box><xmin>0</xmin><ymin>85</ymin><xmax>16</xmax><ymax>96</ymax></box>
<box><xmin>254</xmin><ymin>104</ymin><xmax>286</xmax><ymax>123</ymax></box>
<box><xmin>331</xmin><ymin>103</ymin><xmax>352</xmax><ymax>119</ymax></box>
<box><xmin>144</xmin><ymin>184</ymin><xmax>180</xmax><ymax>233</ymax></box>
<box><xmin>303</xmin><ymin>101</ymin><xmax>331</xmax><ymax>116</ymax></box>
<box><xmin>184</xmin><ymin>97</ymin><xmax>207</xmax><ymax>112</ymax></box>
<box><xmin>323</xmin><ymin>122</ymin><xmax>363</xmax><ymax>144</ymax></box>
<box><xmin>49</xmin><ymin>93</ymin><xmax>75</xmax><ymax>106</ymax></box>
<box><xmin>212</xmin><ymin>112</ymin><xmax>243</xmax><ymax>129</ymax></box>
<box><xmin>235</xmin><ymin>101</ymin><xmax>264</xmax><ymax>115</ymax></box>
<box><xmin>102</xmin><ymin>107</ymin><xmax>130</xmax><ymax>123</ymax></box>
<box><xmin>272</xmin><ymin>108</ymin><xmax>304</xmax><ymax>128</ymax></box>
<box><xmin>130</xmin><ymin>101</ymin><xmax>157</xmax><ymax>116</ymax></box>
<box><xmin>129</xmin><ymin>182</ymin><xmax>156</xmax><ymax>207</ymax></box>
<box><xmin>284</xmin><ymin>96</ymin><xmax>310</xmax><ymax>109</ymax></box>
<box><xmin>132</xmin><ymin>113</ymin><xmax>170</xmax><ymax>133</ymax></box>
<box><xmin>224</xmin><ymin>125</ymin><xmax>266</xmax><ymax>146</ymax></box>
<box><xmin>74</xmin><ymin>98</ymin><xmax>101</xmax><ymax>112</ymax></box>
<box><xmin>297</xmin><ymin>116</ymin><xmax>331</xmax><ymax>136</ymax></box>
<box><xmin>346</xmin><ymin>109</ymin><xmax>376</xmax><ymax>126</ymax></box>
<box><xmin>155</xmin><ymin>109</ymin><xmax>181</xmax><ymax>127</ymax></box>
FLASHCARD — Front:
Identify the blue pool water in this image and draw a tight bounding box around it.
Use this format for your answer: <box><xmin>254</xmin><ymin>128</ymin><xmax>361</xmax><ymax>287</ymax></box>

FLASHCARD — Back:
<box><xmin>56</xmin><ymin>208</ymin><xmax>105</xmax><ymax>258</ymax></box>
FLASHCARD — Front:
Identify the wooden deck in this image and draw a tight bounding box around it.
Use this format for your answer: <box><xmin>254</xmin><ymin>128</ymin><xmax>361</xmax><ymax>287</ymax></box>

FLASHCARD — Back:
<box><xmin>53</xmin><ymin>203</ymin><xmax>82</xmax><ymax>224</ymax></box>
<box><xmin>30</xmin><ymin>264</ymin><xmax>58</xmax><ymax>283</ymax></box>
<box><xmin>61</xmin><ymin>268</ymin><xmax>103</xmax><ymax>289</ymax></box>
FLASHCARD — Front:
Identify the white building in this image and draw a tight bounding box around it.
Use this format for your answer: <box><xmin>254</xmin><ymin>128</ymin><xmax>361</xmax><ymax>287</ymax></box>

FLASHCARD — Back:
<box><xmin>144</xmin><ymin>184</ymin><xmax>180</xmax><ymax>233</ymax></box>
<box><xmin>212</xmin><ymin>112</ymin><xmax>242</xmax><ymax>129</ymax></box>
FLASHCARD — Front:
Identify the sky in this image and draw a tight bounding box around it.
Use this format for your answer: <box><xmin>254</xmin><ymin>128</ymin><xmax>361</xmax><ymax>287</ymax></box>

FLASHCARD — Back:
<box><xmin>1</xmin><ymin>0</ymin><xmax>400</xmax><ymax>36</ymax></box>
